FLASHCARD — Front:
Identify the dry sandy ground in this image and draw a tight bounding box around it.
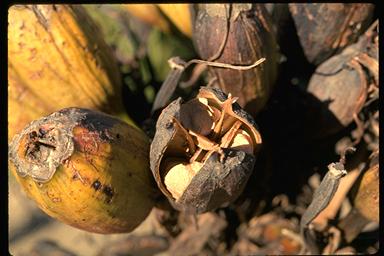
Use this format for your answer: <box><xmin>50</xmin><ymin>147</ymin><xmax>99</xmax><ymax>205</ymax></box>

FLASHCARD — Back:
<box><xmin>9</xmin><ymin>177</ymin><xmax>168</xmax><ymax>256</ymax></box>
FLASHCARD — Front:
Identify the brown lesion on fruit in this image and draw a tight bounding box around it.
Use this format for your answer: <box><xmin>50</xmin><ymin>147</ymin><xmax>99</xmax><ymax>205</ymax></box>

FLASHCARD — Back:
<box><xmin>92</xmin><ymin>180</ymin><xmax>102</xmax><ymax>191</ymax></box>
<box><xmin>102</xmin><ymin>185</ymin><xmax>114</xmax><ymax>204</ymax></box>
<box><xmin>9</xmin><ymin>108</ymin><xmax>79</xmax><ymax>183</ymax></box>
<box><xmin>154</xmin><ymin>88</ymin><xmax>262</xmax><ymax>201</ymax></box>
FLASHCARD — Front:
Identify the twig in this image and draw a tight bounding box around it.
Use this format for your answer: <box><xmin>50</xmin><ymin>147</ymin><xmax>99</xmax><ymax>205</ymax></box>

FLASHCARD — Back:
<box><xmin>151</xmin><ymin>56</ymin><xmax>265</xmax><ymax>114</ymax></box>
<box><xmin>185</xmin><ymin>58</ymin><xmax>266</xmax><ymax>71</ymax></box>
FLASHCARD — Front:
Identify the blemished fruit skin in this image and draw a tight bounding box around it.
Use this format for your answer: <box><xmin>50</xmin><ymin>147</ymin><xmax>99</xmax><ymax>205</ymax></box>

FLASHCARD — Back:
<box><xmin>8</xmin><ymin>5</ymin><xmax>134</xmax><ymax>142</ymax></box>
<box><xmin>9</xmin><ymin>108</ymin><xmax>156</xmax><ymax>234</ymax></box>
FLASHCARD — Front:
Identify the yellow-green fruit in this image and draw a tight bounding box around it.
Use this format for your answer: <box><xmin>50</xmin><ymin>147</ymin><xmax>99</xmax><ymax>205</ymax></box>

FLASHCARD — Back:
<box><xmin>157</xmin><ymin>4</ymin><xmax>192</xmax><ymax>37</ymax></box>
<box><xmin>8</xmin><ymin>5</ymin><xmax>134</xmax><ymax>142</ymax></box>
<box><xmin>121</xmin><ymin>4</ymin><xmax>171</xmax><ymax>33</ymax></box>
<box><xmin>8</xmin><ymin>108</ymin><xmax>156</xmax><ymax>234</ymax></box>
<box><xmin>354</xmin><ymin>163</ymin><xmax>379</xmax><ymax>223</ymax></box>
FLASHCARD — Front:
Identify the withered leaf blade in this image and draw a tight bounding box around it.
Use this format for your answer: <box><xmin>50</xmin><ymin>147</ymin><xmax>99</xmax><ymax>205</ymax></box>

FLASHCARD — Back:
<box><xmin>151</xmin><ymin>58</ymin><xmax>186</xmax><ymax>114</ymax></box>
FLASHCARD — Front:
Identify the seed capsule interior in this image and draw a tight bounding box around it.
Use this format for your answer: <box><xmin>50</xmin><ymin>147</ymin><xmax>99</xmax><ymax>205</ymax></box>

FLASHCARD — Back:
<box><xmin>150</xmin><ymin>87</ymin><xmax>262</xmax><ymax>213</ymax></box>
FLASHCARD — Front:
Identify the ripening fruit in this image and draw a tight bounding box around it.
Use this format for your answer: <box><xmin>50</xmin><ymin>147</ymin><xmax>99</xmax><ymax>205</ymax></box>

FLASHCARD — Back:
<box><xmin>8</xmin><ymin>5</ymin><xmax>134</xmax><ymax>142</ymax></box>
<box><xmin>8</xmin><ymin>108</ymin><xmax>156</xmax><ymax>234</ymax></box>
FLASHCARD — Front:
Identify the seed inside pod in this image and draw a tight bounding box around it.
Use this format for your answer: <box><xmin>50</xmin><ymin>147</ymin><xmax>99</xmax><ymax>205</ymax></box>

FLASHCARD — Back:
<box><xmin>163</xmin><ymin>159</ymin><xmax>203</xmax><ymax>200</ymax></box>
<box><xmin>150</xmin><ymin>87</ymin><xmax>262</xmax><ymax>213</ymax></box>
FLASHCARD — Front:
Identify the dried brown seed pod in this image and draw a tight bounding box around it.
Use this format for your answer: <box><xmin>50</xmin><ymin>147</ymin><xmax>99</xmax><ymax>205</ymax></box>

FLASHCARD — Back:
<box><xmin>193</xmin><ymin>4</ymin><xmax>279</xmax><ymax>116</ymax></box>
<box><xmin>150</xmin><ymin>87</ymin><xmax>262</xmax><ymax>213</ymax></box>
<box><xmin>289</xmin><ymin>3</ymin><xmax>374</xmax><ymax>65</ymax></box>
<box><xmin>305</xmin><ymin>21</ymin><xmax>378</xmax><ymax>137</ymax></box>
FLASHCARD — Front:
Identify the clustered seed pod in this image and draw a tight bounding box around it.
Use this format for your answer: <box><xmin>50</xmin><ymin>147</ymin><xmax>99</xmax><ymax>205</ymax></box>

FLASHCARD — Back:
<box><xmin>8</xmin><ymin>5</ymin><xmax>134</xmax><ymax>142</ymax></box>
<box><xmin>289</xmin><ymin>3</ymin><xmax>374</xmax><ymax>65</ymax></box>
<box><xmin>193</xmin><ymin>4</ymin><xmax>279</xmax><ymax>116</ymax></box>
<box><xmin>8</xmin><ymin>108</ymin><xmax>156</xmax><ymax>234</ymax></box>
<box><xmin>150</xmin><ymin>87</ymin><xmax>262</xmax><ymax>214</ymax></box>
<box><xmin>305</xmin><ymin>21</ymin><xmax>378</xmax><ymax>137</ymax></box>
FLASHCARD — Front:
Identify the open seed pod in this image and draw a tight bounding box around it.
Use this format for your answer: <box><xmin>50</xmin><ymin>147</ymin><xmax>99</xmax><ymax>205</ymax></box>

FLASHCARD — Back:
<box><xmin>9</xmin><ymin>108</ymin><xmax>156</xmax><ymax>234</ymax></box>
<box><xmin>150</xmin><ymin>87</ymin><xmax>262</xmax><ymax>214</ymax></box>
<box><xmin>8</xmin><ymin>5</ymin><xmax>134</xmax><ymax>142</ymax></box>
<box><xmin>305</xmin><ymin>21</ymin><xmax>378</xmax><ymax>137</ymax></box>
<box><xmin>289</xmin><ymin>3</ymin><xmax>374</xmax><ymax>65</ymax></box>
<box><xmin>193</xmin><ymin>4</ymin><xmax>279</xmax><ymax>116</ymax></box>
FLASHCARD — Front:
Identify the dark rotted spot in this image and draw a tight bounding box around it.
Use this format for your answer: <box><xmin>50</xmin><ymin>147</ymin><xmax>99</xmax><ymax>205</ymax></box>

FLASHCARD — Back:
<box><xmin>92</xmin><ymin>180</ymin><xmax>102</xmax><ymax>191</ymax></box>
<box><xmin>99</xmin><ymin>129</ymin><xmax>114</xmax><ymax>141</ymax></box>
<box><xmin>127</xmin><ymin>172</ymin><xmax>132</xmax><ymax>177</ymax></box>
<box><xmin>82</xmin><ymin>218</ymin><xmax>86</xmax><ymax>222</ymax></box>
<box><xmin>29</xmin><ymin>131</ymin><xmax>38</xmax><ymax>139</ymax></box>
<box><xmin>103</xmin><ymin>185</ymin><xmax>114</xmax><ymax>203</ymax></box>
<box><xmin>116</xmin><ymin>133</ymin><xmax>120</xmax><ymax>139</ymax></box>
<box><xmin>38</xmin><ymin>128</ymin><xmax>47</xmax><ymax>136</ymax></box>
<box><xmin>78</xmin><ymin>109</ymin><xmax>119</xmax><ymax>142</ymax></box>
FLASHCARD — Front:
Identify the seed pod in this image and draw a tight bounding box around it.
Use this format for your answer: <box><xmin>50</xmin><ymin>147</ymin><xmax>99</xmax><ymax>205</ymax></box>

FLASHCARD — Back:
<box><xmin>8</xmin><ymin>5</ymin><xmax>134</xmax><ymax>142</ymax></box>
<box><xmin>157</xmin><ymin>4</ymin><xmax>192</xmax><ymax>37</ymax></box>
<box><xmin>150</xmin><ymin>87</ymin><xmax>262</xmax><ymax>213</ymax></box>
<box><xmin>289</xmin><ymin>3</ymin><xmax>374</xmax><ymax>65</ymax></box>
<box><xmin>8</xmin><ymin>108</ymin><xmax>155</xmax><ymax>234</ymax></box>
<box><xmin>305</xmin><ymin>22</ymin><xmax>378</xmax><ymax>137</ymax></box>
<box><xmin>193</xmin><ymin>4</ymin><xmax>279</xmax><ymax>116</ymax></box>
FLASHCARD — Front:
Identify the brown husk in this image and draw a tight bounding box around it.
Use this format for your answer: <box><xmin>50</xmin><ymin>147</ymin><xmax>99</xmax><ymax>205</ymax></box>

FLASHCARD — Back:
<box><xmin>150</xmin><ymin>87</ymin><xmax>262</xmax><ymax>214</ymax></box>
<box><xmin>193</xmin><ymin>4</ymin><xmax>279</xmax><ymax>116</ymax></box>
<box><xmin>305</xmin><ymin>21</ymin><xmax>378</xmax><ymax>137</ymax></box>
<box><xmin>289</xmin><ymin>3</ymin><xmax>374</xmax><ymax>65</ymax></box>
